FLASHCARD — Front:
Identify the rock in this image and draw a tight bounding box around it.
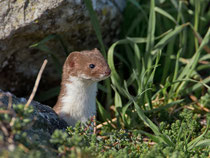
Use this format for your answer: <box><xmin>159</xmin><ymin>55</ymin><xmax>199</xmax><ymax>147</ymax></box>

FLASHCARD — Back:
<box><xmin>0</xmin><ymin>0</ymin><xmax>126</xmax><ymax>97</ymax></box>
<box><xmin>0</xmin><ymin>89</ymin><xmax>68</xmax><ymax>139</ymax></box>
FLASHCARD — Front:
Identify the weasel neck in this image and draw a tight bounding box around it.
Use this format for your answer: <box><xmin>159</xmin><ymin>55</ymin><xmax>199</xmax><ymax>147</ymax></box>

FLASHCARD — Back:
<box><xmin>56</xmin><ymin>76</ymin><xmax>97</xmax><ymax>126</ymax></box>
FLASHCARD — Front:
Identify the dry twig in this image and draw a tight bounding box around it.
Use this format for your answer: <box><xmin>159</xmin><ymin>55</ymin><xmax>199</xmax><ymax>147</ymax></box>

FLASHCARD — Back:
<box><xmin>192</xmin><ymin>26</ymin><xmax>210</xmax><ymax>54</ymax></box>
<box><xmin>96</xmin><ymin>118</ymin><xmax>117</xmax><ymax>129</ymax></box>
<box><xmin>93</xmin><ymin>115</ymin><xmax>97</xmax><ymax>134</ymax></box>
<box><xmin>0</xmin><ymin>121</ymin><xmax>9</xmax><ymax>138</ymax></box>
<box><xmin>189</xmin><ymin>95</ymin><xmax>210</xmax><ymax>112</ymax></box>
<box><xmin>25</xmin><ymin>59</ymin><xmax>48</xmax><ymax>109</ymax></box>
<box><xmin>0</xmin><ymin>110</ymin><xmax>13</xmax><ymax>114</ymax></box>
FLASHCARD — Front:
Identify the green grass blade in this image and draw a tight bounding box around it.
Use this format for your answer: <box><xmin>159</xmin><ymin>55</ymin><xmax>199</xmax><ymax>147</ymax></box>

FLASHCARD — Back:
<box><xmin>159</xmin><ymin>134</ymin><xmax>175</xmax><ymax>146</ymax></box>
<box><xmin>108</xmin><ymin>39</ymin><xmax>131</xmax><ymax>96</ymax></box>
<box><xmin>194</xmin><ymin>0</ymin><xmax>200</xmax><ymax>51</ymax></box>
<box><xmin>161</xmin><ymin>39</ymin><xmax>175</xmax><ymax>83</ymax></box>
<box><xmin>146</xmin><ymin>0</ymin><xmax>156</xmax><ymax>53</ymax></box>
<box><xmin>127</xmin><ymin>29</ymin><xmax>173</xmax><ymax>43</ymax></box>
<box><xmin>138</xmin><ymin>130</ymin><xmax>174</xmax><ymax>146</ymax></box>
<box><xmin>194</xmin><ymin>139</ymin><xmax>210</xmax><ymax>148</ymax></box>
<box><xmin>146</xmin><ymin>0</ymin><xmax>156</xmax><ymax>67</ymax></box>
<box><xmin>133</xmin><ymin>101</ymin><xmax>160</xmax><ymax>135</ymax></box>
<box><xmin>30</xmin><ymin>34</ymin><xmax>57</xmax><ymax>48</ymax></box>
<box><xmin>121</xmin><ymin>102</ymin><xmax>132</xmax><ymax>125</ymax></box>
<box><xmin>169</xmin><ymin>48</ymin><xmax>182</xmax><ymax>95</ymax></box>
<box><xmin>199</xmin><ymin>54</ymin><xmax>210</xmax><ymax>61</ymax></box>
<box><xmin>176</xmin><ymin>125</ymin><xmax>183</xmax><ymax>143</ymax></box>
<box><xmin>178</xmin><ymin>28</ymin><xmax>210</xmax><ymax>80</ymax></box>
<box><xmin>197</xmin><ymin>65</ymin><xmax>210</xmax><ymax>71</ymax></box>
<box><xmin>133</xmin><ymin>43</ymin><xmax>141</xmax><ymax>72</ymax></box>
<box><xmin>144</xmin><ymin>99</ymin><xmax>183</xmax><ymax>114</ymax></box>
<box><xmin>153</xmin><ymin>23</ymin><xmax>189</xmax><ymax>53</ymax></box>
<box><xmin>138</xmin><ymin>130</ymin><xmax>164</xmax><ymax>144</ymax></box>
<box><xmin>144</xmin><ymin>50</ymin><xmax>161</xmax><ymax>109</ymax></box>
<box><xmin>127</xmin><ymin>70</ymin><xmax>138</xmax><ymax>86</ymax></box>
<box><xmin>155</xmin><ymin>7</ymin><xmax>177</xmax><ymax>24</ymax></box>
<box><xmin>187</xmin><ymin>121</ymin><xmax>209</xmax><ymax>150</ymax></box>
<box><xmin>84</xmin><ymin>0</ymin><xmax>106</xmax><ymax>56</ymax></box>
<box><xmin>176</xmin><ymin>28</ymin><xmax>210</xmax><ymax>93</ymax></box>
<box><xmin>176</xmin><ymin>1</ymin><xmax>185</xmax><ymax>24</ymax></box>
<box><xmin>148</xmin><ymin>50</ymin><xmax>161</xmax><ymax>84</ymax></box>
<box><xmin>112</xmin><ymin>85</ymin><xmax>123</xmax><ymax>118</ymax></box>
<box><xmin>181</xmin><ymin>28</ymin><xmax>210</xmax><ymax>78</ymax></box>
<box><xmin>182</xmin><ymin>77</ymin><xmax>210</xmax><ymax>95</ymax></box>
<box><xmin>126</xmin><ymin>37</ymin><xmax>147</xmax><ymax>43</ymax></box>
<box><xmin>96</xmin><ymin>100</ymin><xmax>111</xmax><ymax>122</ymax></box>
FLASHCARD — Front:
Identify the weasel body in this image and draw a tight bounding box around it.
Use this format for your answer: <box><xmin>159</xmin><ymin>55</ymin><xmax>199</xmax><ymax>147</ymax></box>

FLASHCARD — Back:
<box><xmin>53</xmin><ymin>48</ymin><xmax>111</xmax><ymax>126</ymax></box>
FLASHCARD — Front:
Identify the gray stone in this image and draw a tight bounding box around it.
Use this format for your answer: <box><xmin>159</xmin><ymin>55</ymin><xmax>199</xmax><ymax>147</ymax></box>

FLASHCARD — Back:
<box><xmin>0</xmin><ymin>0</ymin><xmax>125</xmax><ymax>96</ymax></box>
<box><xmin>0</xmin><ymin>88</ymin><xmax>68</xmax><ymax>138</ymax></box>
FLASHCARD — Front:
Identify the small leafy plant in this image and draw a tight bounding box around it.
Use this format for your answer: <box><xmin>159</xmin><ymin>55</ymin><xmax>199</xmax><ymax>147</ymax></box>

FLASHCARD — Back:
<box><xmin>0</xmin><ymin>102</ymin><xmax>209</xmax><ymax>157</ymax></box>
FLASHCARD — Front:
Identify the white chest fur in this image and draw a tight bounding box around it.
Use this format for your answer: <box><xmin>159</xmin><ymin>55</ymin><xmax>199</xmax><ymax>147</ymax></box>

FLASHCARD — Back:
<box><xmin>60</xmin><ymin>77</ymin><xmax>97</xmax><ymax>126</ymax></box>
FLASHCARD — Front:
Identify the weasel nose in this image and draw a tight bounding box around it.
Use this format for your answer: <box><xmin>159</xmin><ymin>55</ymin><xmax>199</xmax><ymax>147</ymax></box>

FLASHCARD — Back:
<box><xmin>105</xmin><ymin>69</ymin><xmax>111</xmax><ymax>76</ymax></box>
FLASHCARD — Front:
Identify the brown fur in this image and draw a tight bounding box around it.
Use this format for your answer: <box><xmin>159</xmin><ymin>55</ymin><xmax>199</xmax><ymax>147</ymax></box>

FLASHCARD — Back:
<box><xmin>53</xmin><ymin>48</ymin><xmax>111</xmax><ymax>114</ymax></box>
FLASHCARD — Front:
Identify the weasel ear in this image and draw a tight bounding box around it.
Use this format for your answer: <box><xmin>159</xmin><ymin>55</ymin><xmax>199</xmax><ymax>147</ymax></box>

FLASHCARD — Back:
<box><xmin>93</xmin><ymin>48</ymin><xmax>102</xmax><ymax>55</ymax></box>
<box><xmin>93</xmin><ymin>48</ymin><xmax>99</xmax><ymax>52</ymax></box>
<box><xmin>67</xmin><ymin>52</ymin><xmax>78</xmax><ymax>68</ymax></box>
<box><xmin>69</xmin><ymin>60</ymin><xmax>75</xmax><ymax>67</ymax></box>
<box><xmin>93</xmin><ymin>48</ymin><xmax>103</xmax><ymax>57</ymax></box>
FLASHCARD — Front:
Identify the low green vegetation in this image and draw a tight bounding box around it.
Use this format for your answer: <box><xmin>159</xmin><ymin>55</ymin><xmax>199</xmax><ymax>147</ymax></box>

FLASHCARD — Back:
<box><xmin>1</xmin><ymin>0</ymin><xmax>210</xmax><ymax>157</ymax></box>
<box><xmin>0</xmin><ymin>104</ymin><xmax>209</xmax><ymax>157</ymax></box>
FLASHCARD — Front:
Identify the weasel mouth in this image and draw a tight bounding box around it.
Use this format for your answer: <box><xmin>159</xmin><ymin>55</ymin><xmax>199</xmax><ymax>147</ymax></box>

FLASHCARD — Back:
<box><xmin>79</xmin><ymin>74</ymin><xmax>92</xmax><ymax>80</ymax></box>
<box><xmin>79</xmin><ymin>70</ymin><xmax>111</xmax><ymax>82</ymax></box>
<box><xmin>99</xmin><ymin>72</ymin><xmax>111</xmax><ymax>80</ymax></box>
<box><xmin>105</xmin><ymin>69</ymin><xmax>111</xmax><ymax>76</ymax></box>
<box><xmin>89</xmin><ymin>74</ymin><xmax>110</xmax><ymax>82</ymax></box>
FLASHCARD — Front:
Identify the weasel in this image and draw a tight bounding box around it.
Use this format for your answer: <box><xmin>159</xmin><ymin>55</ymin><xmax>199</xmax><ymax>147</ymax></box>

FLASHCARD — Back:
<box><xmin>53</xmin><ymin>48</ymin><xmax>111</xmax><ymax>126</ymax></box>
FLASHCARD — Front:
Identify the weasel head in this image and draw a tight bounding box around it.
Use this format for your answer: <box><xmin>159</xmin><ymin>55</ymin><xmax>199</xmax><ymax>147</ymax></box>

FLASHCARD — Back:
<box><xmin>63</xmin><ymin>48</ymin><xmax>111</xmax><ymax>82</ymax></box>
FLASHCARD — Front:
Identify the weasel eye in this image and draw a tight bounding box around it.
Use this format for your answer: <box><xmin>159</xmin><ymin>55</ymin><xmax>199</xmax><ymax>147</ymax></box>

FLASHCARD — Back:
<box><xmin>89</xmin><ymin>64</ymin><xmax>95</xmax><ymax>69</ymax></box>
